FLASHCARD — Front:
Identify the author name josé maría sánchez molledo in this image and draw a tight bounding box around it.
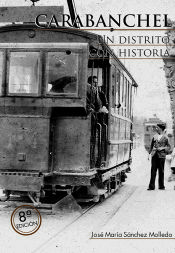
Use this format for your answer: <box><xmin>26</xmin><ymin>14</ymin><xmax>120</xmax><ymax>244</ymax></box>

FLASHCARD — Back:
<box><xmin>35</xmin><ymin>14</ymin><xmax>169</xmax><ymax>28</ymax></box>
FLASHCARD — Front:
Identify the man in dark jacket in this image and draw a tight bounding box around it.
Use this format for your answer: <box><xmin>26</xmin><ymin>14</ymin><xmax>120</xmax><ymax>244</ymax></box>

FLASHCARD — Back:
<box><xmin>86</xmin><ymin>76</ymin><xmax>101</xmax><ymax>112</ymax></box>
<box><xmin>147</xmin><ymin>123</ymin><xmax>171</xmax><ymax>190</ymax></box>
<box><xmin>86</xmin><ymin>76</ymin><xmax>108</xmax><ymax>113</ymax></box>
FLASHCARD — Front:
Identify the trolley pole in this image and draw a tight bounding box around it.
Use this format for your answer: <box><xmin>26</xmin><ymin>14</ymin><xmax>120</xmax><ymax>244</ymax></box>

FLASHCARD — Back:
<box><xmin>67</xmin><ymin>0</ymin><xmax>78</xmax><ymax>28</ymax></box>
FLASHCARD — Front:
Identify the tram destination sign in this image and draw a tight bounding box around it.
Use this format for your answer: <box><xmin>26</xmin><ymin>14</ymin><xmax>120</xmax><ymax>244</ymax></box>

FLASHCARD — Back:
<box><xmin>0</xmin><ymin>6</ymin><xmax>63</xmax><ymax>23</ymax></box>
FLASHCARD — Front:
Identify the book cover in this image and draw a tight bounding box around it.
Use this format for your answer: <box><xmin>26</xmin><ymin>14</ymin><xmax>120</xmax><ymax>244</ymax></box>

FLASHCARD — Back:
<box><xmin>0</xmin><ymin>1</ymin><xmax>174</xmax><ymax>253</ymax></box>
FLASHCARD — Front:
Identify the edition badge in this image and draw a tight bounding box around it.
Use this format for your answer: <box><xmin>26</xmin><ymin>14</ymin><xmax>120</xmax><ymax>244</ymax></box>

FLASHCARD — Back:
<box><xmin>11</xmin><ymin>205</ymin><xmax>42</xmax><ymax>236</ymax></box>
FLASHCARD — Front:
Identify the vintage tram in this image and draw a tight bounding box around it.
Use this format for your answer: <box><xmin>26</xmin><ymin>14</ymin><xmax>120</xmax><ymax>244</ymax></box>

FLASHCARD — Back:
<box><xmin>0</xmin><ymin>22</ymin><xmax>137</xmax><ymax>205</ymax></box>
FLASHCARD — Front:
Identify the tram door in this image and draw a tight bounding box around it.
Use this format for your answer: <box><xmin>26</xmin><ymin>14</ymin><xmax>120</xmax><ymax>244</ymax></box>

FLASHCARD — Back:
<box><xmin>88</xmin><ymin>61</ymin><xmax>109</xmax><ymax>168</ymax></box>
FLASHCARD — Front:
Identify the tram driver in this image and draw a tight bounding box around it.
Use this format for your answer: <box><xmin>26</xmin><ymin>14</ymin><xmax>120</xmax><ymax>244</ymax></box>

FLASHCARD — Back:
<box><xmin>49</xmin><ymin>76</ymin><xmax>77</xmax><ymax>93</ymax></box>
<box><xmin>47</xmin><ymin>52</ymin><xmax>78</xmax><ymax>94</ymax></box>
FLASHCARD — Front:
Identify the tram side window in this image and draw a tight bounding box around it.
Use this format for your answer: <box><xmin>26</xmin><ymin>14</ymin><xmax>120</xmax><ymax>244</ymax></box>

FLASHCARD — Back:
<box><xmin>46</xmin><ymin>52</ymin><xmax>78</xmax><ymax>94</ymax></box>
<box><xmin>120</xmin><ymin>74</ymin><xmax>124</xmax><ymax>116</ymax></box>
<box><xmin>8</xmin><ymin>52</ymin><xmax>40</xmax><ymax>94</ymax></box>
<box><xmin>0</xmin><ymin>52</ymin><xmax>3</xmax><ymax>95</ymax></box>
<box><xmin>124</xmin><ymin>77</ymin><xmax>127</xmax><ymax>117</ymax></box>
<box><xmin>127</xmin><ymin>81</ymin><xmax>130</xmax><ymax>118</ymax></box>
<box><xmin>111</xmin><ymin>65</ymin><xmax>116</xmax><ymax>109</ymax></box>
<box><xmin>116</xmin><ymin>71</ymin><xmax>120</xmax><ymax>113</ymax></box>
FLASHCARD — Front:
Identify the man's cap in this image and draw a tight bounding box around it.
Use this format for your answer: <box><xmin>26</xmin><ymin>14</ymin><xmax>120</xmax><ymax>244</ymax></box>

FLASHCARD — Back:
<box><xmin>88</xmin><ymin>76</ymin><xmax>98</xmax><ymax>84</ymax></box>
<box><xmin>157</xmin><ymin>123</ymin><xmax>166</xmax><ymax>130</ymax></box>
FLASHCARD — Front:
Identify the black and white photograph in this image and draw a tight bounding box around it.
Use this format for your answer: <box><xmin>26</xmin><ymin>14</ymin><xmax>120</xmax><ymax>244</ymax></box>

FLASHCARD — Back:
<box><xmin>0</xmin><ymin>0</ymin><xmax>175</xmax><ymax>252</ymax></box>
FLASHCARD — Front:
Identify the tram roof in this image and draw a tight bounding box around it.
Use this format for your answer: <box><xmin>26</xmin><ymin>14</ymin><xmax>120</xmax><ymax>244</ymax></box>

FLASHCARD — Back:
<box><xmin>0</xmin><ymin>23</ymin><xmax>138</xmax><ymax>87</ymax></box>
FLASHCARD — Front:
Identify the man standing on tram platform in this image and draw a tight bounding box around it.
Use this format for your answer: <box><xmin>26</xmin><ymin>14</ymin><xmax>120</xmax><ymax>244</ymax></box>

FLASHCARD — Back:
<box><xmin>86</xmin><ymin>75</ymin><xmax>108</xmax><ymax>113</ymax></box>
<box><xmin>147</xmin><ymin>123</ymin><xmax>171</xmax><ymax>190</ymax></box>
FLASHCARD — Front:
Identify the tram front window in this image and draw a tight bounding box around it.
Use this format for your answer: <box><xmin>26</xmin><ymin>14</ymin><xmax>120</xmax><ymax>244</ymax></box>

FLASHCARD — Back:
<box><xmin>47</xmin><ymin>51</ymin><xmax>78</xmax><ymax>95</ymax></box>
<box><xmin>8</xmin><ymin>52</ymin><xmax>40</xmax><ymax>94</ymax></box>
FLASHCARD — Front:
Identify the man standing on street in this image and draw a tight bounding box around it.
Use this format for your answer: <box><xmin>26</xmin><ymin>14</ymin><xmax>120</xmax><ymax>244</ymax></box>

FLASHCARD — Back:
<box><xmin>147</xmin><ymin>123</ymin><xmax>171</xmax><ymax>190</ymax></box>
